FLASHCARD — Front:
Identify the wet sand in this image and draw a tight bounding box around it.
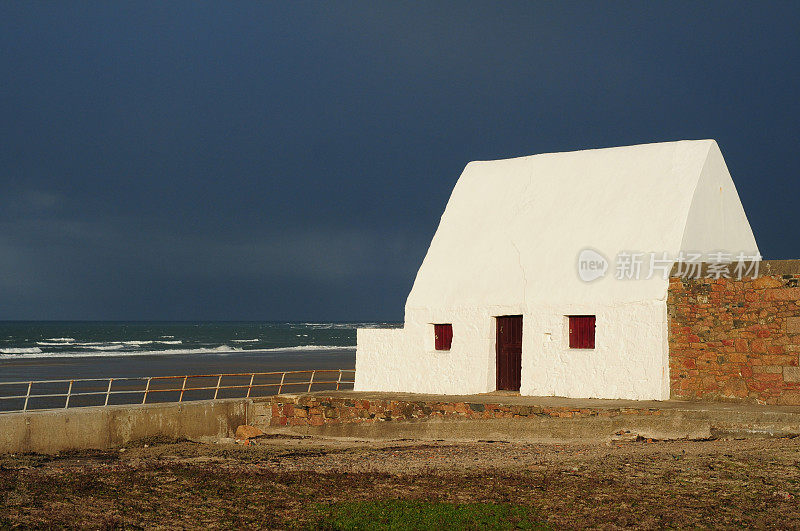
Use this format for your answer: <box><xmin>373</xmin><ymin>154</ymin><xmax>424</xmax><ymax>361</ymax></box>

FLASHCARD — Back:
<box><xmin>0</xmin><ymin>348</ymin><xmax>355</xmax><ymax>383</ymax></box>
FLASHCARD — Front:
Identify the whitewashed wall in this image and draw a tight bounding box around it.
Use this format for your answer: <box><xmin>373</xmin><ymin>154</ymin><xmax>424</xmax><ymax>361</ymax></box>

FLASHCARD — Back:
<box><xmin>355</xmin><ymin>140</ymin><xmax>757</xmax><ymax>400</ymax></box>
<box><xmin>521</xmin><ymin>301</ymin><xmax>668</xmax><ymax>399</ymax></box>
<box><xmin>355</xmin><ymin>301</ymin><xmax>668</xmax><ymax>400</ymax></box>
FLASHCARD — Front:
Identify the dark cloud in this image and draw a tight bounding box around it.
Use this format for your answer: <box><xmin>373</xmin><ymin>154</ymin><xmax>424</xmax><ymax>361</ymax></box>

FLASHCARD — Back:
<box><xmin>1</xmin><ymin>2</ymin><xmax>798</xmax><ymax>319</ymax></box>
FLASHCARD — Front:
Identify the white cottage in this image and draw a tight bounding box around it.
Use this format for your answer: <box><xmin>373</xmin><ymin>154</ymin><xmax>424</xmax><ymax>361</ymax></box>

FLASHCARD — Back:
<box><xmin>355</xmin><ymin>140</ymin><xmax>759</xmax><ymax>400</ymax></box>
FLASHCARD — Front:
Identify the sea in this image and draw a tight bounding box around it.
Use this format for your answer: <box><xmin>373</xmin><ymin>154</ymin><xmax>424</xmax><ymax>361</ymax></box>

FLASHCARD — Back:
<box><xmin>0</xmin><ymin>321</ymin><xmax>398</xmax><ymax>383</ymax></box>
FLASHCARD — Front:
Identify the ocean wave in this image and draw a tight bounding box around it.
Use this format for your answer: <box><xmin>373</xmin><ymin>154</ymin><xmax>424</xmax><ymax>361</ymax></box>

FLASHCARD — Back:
<box><xmin>39</xmin><ymin>341</ymin><xmax>129</xmax><ymax>351</ymax></box>
<box><xmin>85</xmin><ymin>344</ymin><xmax>126</xmax><ymax>351</ymax></box>
<box><xmin>68</xmin><ymin>342</ymin><xmax>108</xmax><ymax>346</ymax></box>
<box><xmin>291</xmin><ymin>322</ymin><xmax>398</xmax><ymax>330</ymax></box>
<box><xmin>0</xmin><ymin>344</ymin><xmax>353</xmax><ymax>359</ymax></box>
<box><xmin>0</xmin><ymin>347</ymin><xmax>43</xmax><ymax>354</ymax></box>
<box><xmin>232</xmin><ymin>339</ymin><xmax>259</xmax><ymax>343</ymax></box>
<box><xmin>45</xmin><ymin>337</ymin><xmax>75</xmax><ymax>342</ymax></box>
<box><xmin>37</xmin><ymin>341</ymin><xmax>76</xmax><ymax>346</ymax></box>
<box><xmin>36</xmin><ymin>339</ymin><xmax>181</xmax><ymax>349</ymax></box>
<box><xmin>256</xmin><ymin>345</ymin><xmax>355</xmax><ymax>352</ymax></box>
<box><xmin>293</xmin><ymin>323</ymin><xmax>359</xmax><ymax>330</ymax></box>
<box><xmin>0</xmin><ymin>345</ymin><xmax>244</xmax><ymax>360</ymax></box>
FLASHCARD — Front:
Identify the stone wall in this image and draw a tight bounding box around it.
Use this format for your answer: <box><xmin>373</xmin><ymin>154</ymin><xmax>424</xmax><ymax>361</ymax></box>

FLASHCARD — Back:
<box><xmin>668</xmin><ymin>260</ymin><xmax>800</xmax><ymax>404</ymax></box>
<box><xmin>0</xmin><ymin>398</ymin><xmax>249</xmax><ymax>454</ymax></box>
<box><xmin>269</xmin><ymin>394</ymin><xmax>662</xmax><ymax>427</ymax></box>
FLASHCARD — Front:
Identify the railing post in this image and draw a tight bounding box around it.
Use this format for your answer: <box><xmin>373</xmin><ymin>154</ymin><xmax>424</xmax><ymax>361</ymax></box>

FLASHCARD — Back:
<box><xmin>336</xmin><ymin>369</ymin><xmax>342</xmax><ymax>391</ymax></box>
<box><xmin>142</xmin><ymin>377</ymin><xmax>151</xmax><ymax>404</ymax></box>
<box><xmin>179</xmin><ymin>376</ymin><xmax>188</xmax><ymax>402</ymax></box>
<box><xmin>307</xmin><ymin>370</ymin><xmax>315</xmax><ymax>393</ymax></box>
<box><xmin>278</xmin><ymin>372</ymin><xmax>285</xmax><ymax>395</ymax></box>
<box><xmin>64</xmin><ymin>380</ymin><xmax>74</xmax><ymax>408</ymax></box>
<box><xmin>105</xmin><ymin>378</ymin><xmax>114</xmax><ymax>407</ymax></box>
<box><xmin>213</xmin><ymin>375</ymin><xmax>222</xmax><ymax>400</ymax></box>
<box><xmin>246</xmin><ymin>373</ymin><xmax>255</xmax><ymax>398</ymax></box>
<box><xmin>23</xmin><ymin>382</ymin><xmax>32</xmax><ymax>411</ymax></box>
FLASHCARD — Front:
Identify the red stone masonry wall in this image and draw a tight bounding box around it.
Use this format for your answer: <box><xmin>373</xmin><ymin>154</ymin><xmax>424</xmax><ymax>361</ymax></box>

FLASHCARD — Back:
<box><xmin>668</xmin><ymin>262</ymin><xmax>800</xmax><ymax>404</ymax></box>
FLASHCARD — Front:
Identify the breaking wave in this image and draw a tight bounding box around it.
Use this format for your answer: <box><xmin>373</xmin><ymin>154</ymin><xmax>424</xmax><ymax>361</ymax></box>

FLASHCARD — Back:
<box><xmin>257</xmin><ymin>345</ymin><xmax>354</xmax><ymax>352</ymax></box>
<box><xmin>0</xmin><ymin>347</ymin><xmax>43</xmax><ymax>354</ymax></box>
<box><xmin>0</xmin><ymin>345</ymin><xmax>244</xmax><ymax>360</ymax></box>
<box><xmin>37</xmin><ymin>341</ymin><xmax>74</xmax><ymax>346</ymax></box>
<box><xmin>291</xmin><ymin>322</ymin><xmax>398</xmax><ymax>330</ymax></box>
<box><xmin>0</xmin><ymin>344</ymin><xmax>354</xmax><ymax>360</ymax></box>
<box><xmin>85</xmin><ymin>344</ymin><xmax>126</xmax><ymax>351</ymax></box>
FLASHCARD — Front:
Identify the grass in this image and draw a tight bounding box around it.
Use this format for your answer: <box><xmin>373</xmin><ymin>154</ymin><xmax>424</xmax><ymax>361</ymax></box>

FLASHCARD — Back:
<box><xmin>312</xmin><ymin>500</ymin><xmax>549</xmax><ymax>530</ymax></box>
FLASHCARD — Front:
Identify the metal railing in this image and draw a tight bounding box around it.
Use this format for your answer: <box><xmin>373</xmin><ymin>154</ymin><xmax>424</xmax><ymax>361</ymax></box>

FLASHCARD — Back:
<box><xmin>0</xmin><ymin>369</ymin><xmax>355</xmax><ymax>414</ymax></box>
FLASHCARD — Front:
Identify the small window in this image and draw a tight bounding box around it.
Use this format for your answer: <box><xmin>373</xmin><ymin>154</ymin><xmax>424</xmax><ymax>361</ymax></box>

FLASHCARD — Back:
<box><xmin>434</xmin><ymin>324</ymin><xmax>453</xmax><ymax>350</ymax></box>
<box><xmin>568</xmin><ymin>315</ymin><xmax>595</xmax><ymax>349</ymax></box>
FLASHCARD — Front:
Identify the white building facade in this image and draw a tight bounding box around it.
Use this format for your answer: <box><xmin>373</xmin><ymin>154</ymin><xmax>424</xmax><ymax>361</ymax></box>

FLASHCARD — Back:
<box><xmin>355</xmin><ymin>140</ymin><xmax>759</xmax><ymax>400</ymax></box>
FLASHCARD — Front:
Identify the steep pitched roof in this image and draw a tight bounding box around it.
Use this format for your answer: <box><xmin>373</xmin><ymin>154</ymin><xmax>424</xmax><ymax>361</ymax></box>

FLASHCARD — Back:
<box><xmin>406</xmin><ymin>140</ymin><xmax>758</xmax><ymax>310</ymax></box>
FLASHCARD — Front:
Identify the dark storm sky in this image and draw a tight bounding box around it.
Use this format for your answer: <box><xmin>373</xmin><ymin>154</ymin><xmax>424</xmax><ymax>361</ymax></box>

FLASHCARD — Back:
<box><xmin>1</xmin><ymin>3</ymin><xmax>799</xmax><ymax>321</ymax></box>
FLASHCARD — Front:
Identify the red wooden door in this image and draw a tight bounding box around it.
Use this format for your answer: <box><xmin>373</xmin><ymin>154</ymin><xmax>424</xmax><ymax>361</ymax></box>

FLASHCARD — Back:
<box><xmin>496</xmin><ymin>315</ymin><xmax>522</xmax><ymax>391</ymax></box>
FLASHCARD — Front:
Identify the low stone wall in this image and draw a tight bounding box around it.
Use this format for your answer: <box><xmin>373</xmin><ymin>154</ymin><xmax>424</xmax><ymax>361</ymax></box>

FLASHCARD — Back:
<box><xmin>668</xmin><ymin>260</ymin><xmax>800</xmax><ymax>404</ymax></box>
<box><xmin>266</xmin><ymin>391</ymin><xmax>800</xmax><ymax>442</ymax></box>
<box><xmin>0</xmin><ymin>398</ymin><xmax>250</xmax><ymax>454</ymax></box>
<box><xmin>269</xmin><ymin>394</ymin><xmax>662</xmax><ymax>427</ymax></box>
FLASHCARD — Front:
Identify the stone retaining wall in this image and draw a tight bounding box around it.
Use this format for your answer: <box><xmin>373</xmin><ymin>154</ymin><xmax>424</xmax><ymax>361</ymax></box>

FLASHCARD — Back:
<box><xmin>0</xmin><ymin>398</ymin><xmax>249</xmax><ymax>454</ymax></box>
<box><xmin>269</xmin><ymin>394</ymin><xmax>661</xmax><ymax>427</ymax></box>
<box><xmin>668</xmin><ymin>261</ymin><xmax>800</xmax><ymax>404</ymax></box>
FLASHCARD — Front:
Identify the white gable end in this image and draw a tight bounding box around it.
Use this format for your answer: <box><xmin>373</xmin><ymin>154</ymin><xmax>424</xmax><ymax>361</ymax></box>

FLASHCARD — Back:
<box><xmin>680</xmin><ymin>141</ymin><xmax>759</xmax><ymax>255</ymax></box>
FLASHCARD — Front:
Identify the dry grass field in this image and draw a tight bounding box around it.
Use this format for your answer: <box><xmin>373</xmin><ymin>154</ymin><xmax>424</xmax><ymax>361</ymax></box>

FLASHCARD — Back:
<box><xmin>2</xmin><ymin>435</ymin><xmax>800</xmax><ymax>528</ymax></box>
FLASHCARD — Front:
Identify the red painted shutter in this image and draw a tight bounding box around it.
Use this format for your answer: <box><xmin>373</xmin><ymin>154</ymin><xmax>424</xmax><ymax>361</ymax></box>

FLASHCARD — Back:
<box><xmin>581</xmin><ymin>317</ymin><xmax>590</xmax><ymax>348</ymax></box>
<box><xmin>569</xmin><ymin>318</ymin><xmax>577</xmax><ymax>348</ymax></box>
<box><xmin>434</xmin><ymin>324</ymin><xmax>452</xmax><ymax>350</ymax></box>
<box><xmin>586</xmin><ymin>316</ymin><xmax>595</xmax><ymax>349</ymax></box>
<box><xmin>569</xmin><ymin>316</ymin><xmax>595</xmax><ymax>349</ymax></box>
